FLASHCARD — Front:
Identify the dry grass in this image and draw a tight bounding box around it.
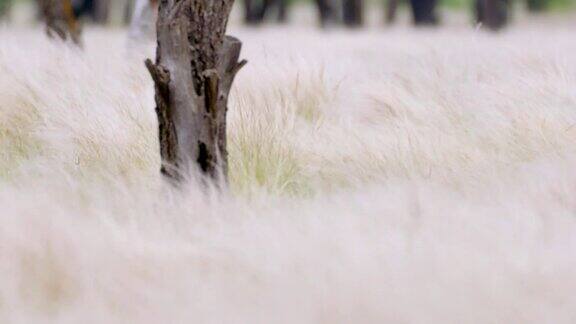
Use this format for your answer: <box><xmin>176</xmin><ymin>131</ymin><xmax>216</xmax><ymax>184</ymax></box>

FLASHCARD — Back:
<box><xmin>1</xmin><ymin>15</ymin><xmax>576</xmax><ymax>322</ymax></box>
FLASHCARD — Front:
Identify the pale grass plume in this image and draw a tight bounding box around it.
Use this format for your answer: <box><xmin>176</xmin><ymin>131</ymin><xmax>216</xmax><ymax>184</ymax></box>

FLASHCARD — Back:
<box><xmin>1</xmin><ymin>17</ymin><xmax>576</xmax><ymax>323</ymax></box>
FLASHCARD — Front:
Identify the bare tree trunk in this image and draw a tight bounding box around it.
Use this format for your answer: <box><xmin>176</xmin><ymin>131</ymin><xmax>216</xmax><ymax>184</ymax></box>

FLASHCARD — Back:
<box><xmin>39</xmin><ymin>0</ymin><xmax>81</xmax><ymax>44</ymax></box>
<box><xmin>475</xmin><ymin>0</ymin><xmax>508</xmax><ymax>30</ymax></box>
<box><xmin>145</xmin><ymin>0</ymin><xmax>246</xmax><ymax>183</ymax></box>
<box><xmin>343</xmin><ymin>0</ymin><xmax>363</xmax><ymax>27</ymax></box>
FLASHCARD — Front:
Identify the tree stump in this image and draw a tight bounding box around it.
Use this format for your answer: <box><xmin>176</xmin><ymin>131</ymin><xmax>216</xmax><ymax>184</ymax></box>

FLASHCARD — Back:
<box><xmin>146</xmin><ymin>0</ymin><xmax>246</xmax><ymax>184</ymax></box>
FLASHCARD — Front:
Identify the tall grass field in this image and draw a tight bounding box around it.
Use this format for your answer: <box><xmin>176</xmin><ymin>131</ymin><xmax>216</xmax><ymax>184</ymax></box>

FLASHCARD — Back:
<box><xmin>1</xmin><ymin>8</ymin><xmax>576</xmax><ymax>323</ymax></box>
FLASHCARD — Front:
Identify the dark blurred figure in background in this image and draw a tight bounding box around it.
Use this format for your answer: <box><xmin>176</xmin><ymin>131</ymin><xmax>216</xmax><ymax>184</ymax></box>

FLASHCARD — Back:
<box><xmin>343</xmin><ymin>0</ymin><xmax>364</xmax><ymax>27</ymax></box>
<box><xmin>243</xmin><ymin>0</ymin><xmax>367</xmax><ymax>28</ymax></box>
<box><xmin>0</xmin><ymin>0</ymin><xmax>12</xmax><ymax>21</ymax></box>
<box><xmin>475</xmin><ymin>0</ymin><xmax>509</xmax><ymax>30</ymax></box>
<box><xmin>526</xmin><ymin>0</ymin><xmax>549</xmax><ymax>12</ymax></box>
<box><xmin>26</xmin><ymin>0</ymin><xmax>540</xmax><ymax>33</ymax></box>
<box><xmin>386</xmin><ymin>0</ymin><xmax>439</xmax><ymax>25</ymax></box>
<box><xmin>38</xmin><ymin>0</ymin><xmax>82</xmax><ymax>44</ymax></box>
<box><xmin>316</xmin><ymin>0</ymin><xmax>337</xmax><ymax>26</ymax></box>
<box><xmin>260</xmin><ymin>0</ymin><xmax>289</xmax><ymax>23</ymax></box>
<box><xmin>244</xmin><ymin>0</ymin><xmax>288</xmax><ymax>24</ymax></box>
<box><xmin>410</xmin><ymin>0</ymin><xmax>438</xmax><ymax>24</ymax></box>
<box><xmin>72</xmin><ymin>0</ymin><xmax>110</xmax><ymax>23</ymax></box>
<box><xmin>385</xmin><ymin>0</ymin><xmax>400</xmax><ymax>23</ymax></box>
<box><xmin>244</xmin><ymin>0</ymin><xmax>341</xmax><ymax>27</ymax></box>
<box><xmin>243</xmin><ymin>0</ymin><xmax>259</xmax><ymax>23</ymax></box>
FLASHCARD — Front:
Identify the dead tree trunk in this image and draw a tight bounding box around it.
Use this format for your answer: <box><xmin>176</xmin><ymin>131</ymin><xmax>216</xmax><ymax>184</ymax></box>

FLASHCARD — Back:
<box><xmin>39</xmin><ymin>0</ymin><xmax>81</xmax><ymax>44</ymax></box>
<box><xmin>342</xmin><ymin>0</ymin><xmax>363</xmax><ymax>27</ymax></box>
<box><xmin>475</xmin><ymin>0</ymin><xmax>509</xmax><ymax>30</ymax></box>
<box><xmin>146</xmin><ymin>0</ymin><xmax>246</xmax><ymax>183</ymax></box>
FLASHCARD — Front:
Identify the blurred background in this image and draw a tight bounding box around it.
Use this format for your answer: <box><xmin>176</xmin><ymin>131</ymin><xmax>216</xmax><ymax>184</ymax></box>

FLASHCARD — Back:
<box><xmin>1</xmin><ymin>0</ymin><xmax>575</xmax><ymax>32</ymax></box>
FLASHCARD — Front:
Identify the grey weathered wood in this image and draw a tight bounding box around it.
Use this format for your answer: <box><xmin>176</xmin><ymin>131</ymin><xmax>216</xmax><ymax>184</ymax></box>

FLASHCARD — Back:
<box><xmin>146</xmin><ymin>0</ymin><xmax>246</xmax><ymax>183</ymax></box>
<box><xmin>38</xmin><ymin>0</ymin><xmax>81</xmax><ymax>44</ymax></box>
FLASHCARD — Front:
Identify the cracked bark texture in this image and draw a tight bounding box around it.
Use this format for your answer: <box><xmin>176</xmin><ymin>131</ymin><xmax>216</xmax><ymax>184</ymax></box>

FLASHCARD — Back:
<box><xmin>146</xmin><ymin>0</ymin><xmax>246</xmax><ymax>183</ymax></box>
<box><xmin>39</xmin><ymin>0</ymin><xmax>81</xmax><ymax>44</ymax></box>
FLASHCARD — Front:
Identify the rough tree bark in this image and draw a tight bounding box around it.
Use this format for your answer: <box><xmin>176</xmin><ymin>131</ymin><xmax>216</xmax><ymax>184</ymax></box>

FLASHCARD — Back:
<box><xmin>39</xmin><ymin>0</ymin><xmax>81</xmax><ymax>44</ymax></box>
<box><xmin>145</xmin><ymin>0</ymin><xmax>246</xmax><ymax>183</ymax></box>
<box><xmin>343</xmin><ymin>0</ymin><xmax>363</xmax><ymax>27</ymax></box>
